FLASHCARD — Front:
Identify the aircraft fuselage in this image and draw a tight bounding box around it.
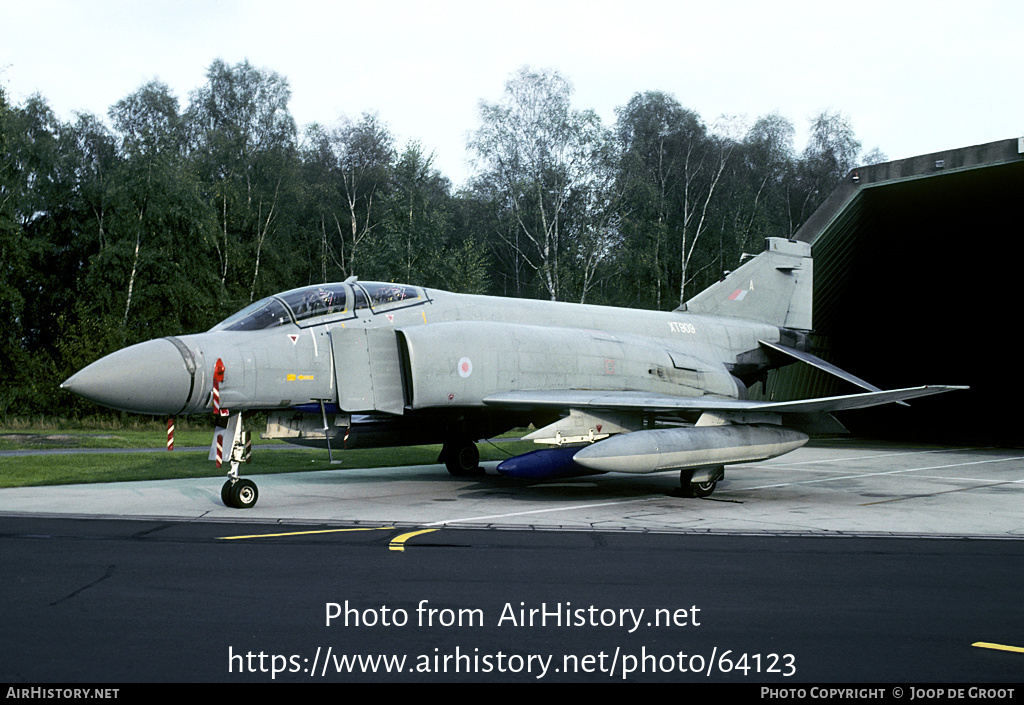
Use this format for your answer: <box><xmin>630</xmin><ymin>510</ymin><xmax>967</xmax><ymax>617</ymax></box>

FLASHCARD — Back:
<box><xmin>63</xmin><ymin>285</ymin><xmax>791</xmax><ymax>425</ymax></box>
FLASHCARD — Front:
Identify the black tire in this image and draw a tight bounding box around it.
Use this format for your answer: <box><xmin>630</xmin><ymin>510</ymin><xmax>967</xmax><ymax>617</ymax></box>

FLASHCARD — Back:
<box><xmin>689</xmin><ymin>480</ymin><xmax>717</xmax><ymax>498</ymax></box>
<box><xmin>228</xmin><ymin>478</ymin><xmax>259</xmax><ymax>508</ymax></box>
<box><xmin>221</xmin><ymin>479</ymin><xmax>234</xmax><ymax>507</ymax></box>
<box><xmin>679</xmin><ymin>469</ymin><xmax>719</xmax><ymax>498</ymax></box>
<box><xmin>445</xmin><ymin>441</ymin><xmax>481</xmax><ymax>477</ymax></box>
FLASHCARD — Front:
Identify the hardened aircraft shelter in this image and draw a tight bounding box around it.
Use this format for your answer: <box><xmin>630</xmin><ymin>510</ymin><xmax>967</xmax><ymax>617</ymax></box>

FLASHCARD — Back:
<box><xmin>763</xmin><ymin>137</ymin><xmax>1024</xmax><ymax>444</ymax></box>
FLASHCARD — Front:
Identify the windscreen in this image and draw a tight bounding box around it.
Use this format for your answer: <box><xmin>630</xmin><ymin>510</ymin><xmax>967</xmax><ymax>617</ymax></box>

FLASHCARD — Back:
<box><xmin>211</xmin><ymin>297</ymin><xmax>292</xmax><ymax>331</ymax></box>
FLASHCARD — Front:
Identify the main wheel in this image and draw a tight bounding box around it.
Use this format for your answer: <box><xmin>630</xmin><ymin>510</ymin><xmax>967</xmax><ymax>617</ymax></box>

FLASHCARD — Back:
<box><xmin>687</xmin><ymin>479</ymin><xmax>717</xmax><ymax>498</ymax></box>
<box><xmin>680</xmin><ymin>467</ymin><xmax>721</xmax><ymax>498</ymax></box>
<box><xmin>227</xmin><ymin>478</ymin><xmax>259</xmax><ymax>508</ymax></box>
<box><xmin>445</xmin><ymin>440</ymin><xmax>481</xmax><ymax>477</ymax></box>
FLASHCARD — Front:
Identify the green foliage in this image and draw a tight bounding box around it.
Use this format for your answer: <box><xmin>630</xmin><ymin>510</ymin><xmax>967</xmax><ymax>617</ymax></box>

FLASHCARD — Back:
<box><xmin>0</xmin><ymin>86</ymin><xmax>34</xmax><ymax>414</ymax></box>
<box><xmin>0</xmin><ymin>430</ymin><xmax>535</xmax><ymax>487</ymax></box>
<box><xmin>468</xmin><ymin>67</ymin><xmax>617</xmax><ymax>303</ymax></box>
<box><xmin>0</xmin><ymin>62</ymin><xmax>863</xmax><ymax>418</ymax></box>
<box><xmin>298</xmin><ymin>112</ymin><xmax>395</xmax><ymax>283</ymax></box>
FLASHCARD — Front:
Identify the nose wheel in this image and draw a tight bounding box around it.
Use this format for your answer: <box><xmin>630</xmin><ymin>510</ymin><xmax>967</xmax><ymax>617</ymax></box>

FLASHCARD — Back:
<box><xmin>222</xmin><ymin>478</ymin><xmax>259</xmax><ymax>509</ymax></box>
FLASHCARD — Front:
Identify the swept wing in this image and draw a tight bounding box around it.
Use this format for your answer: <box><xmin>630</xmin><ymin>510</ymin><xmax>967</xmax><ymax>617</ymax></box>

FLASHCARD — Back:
<box><xmin>483</xmin><ymin>385</ymin><xmax>966</xmax><ymax>414</ymax></box>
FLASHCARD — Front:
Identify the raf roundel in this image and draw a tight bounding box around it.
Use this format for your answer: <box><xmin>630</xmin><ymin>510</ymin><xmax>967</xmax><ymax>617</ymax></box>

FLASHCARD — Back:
<box><xmin>457</xmin><ymin>357</ymin><xmax>473</xmax><ymax>378</ymax></box>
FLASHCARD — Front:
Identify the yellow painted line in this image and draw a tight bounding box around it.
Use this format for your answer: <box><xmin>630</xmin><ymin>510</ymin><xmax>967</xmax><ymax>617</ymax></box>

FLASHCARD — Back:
<box><xmin>973</xmin><ymin>642</ymin><xmax>1024</xmax><ymax>654</ymax></box>
<box><xmin>389</xmin><ymin>529</ymin><xmax>438</xmax><ymax>552</ymax></box>
<box><xmin>218</xmin><ymin>527</ymin><xmax>392</xmax><ymax>540</ymax></box>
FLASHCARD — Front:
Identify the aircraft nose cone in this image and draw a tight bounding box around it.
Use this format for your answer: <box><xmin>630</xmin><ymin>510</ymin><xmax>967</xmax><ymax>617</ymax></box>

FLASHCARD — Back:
<box><xmin>61</xmin><ymin>338</ymin><xmax>194</xmax><ymax>415</ymax></box>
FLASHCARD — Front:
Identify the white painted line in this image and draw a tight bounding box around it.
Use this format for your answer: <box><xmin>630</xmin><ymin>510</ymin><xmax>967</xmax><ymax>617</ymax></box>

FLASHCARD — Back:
<box><xmin>739</xmin><ymin>456</ymin><xmax>1024</xmax><ymax>491</ymax></box>
<box><xmin>760</xmin><ymin>447</ymin><xmax>974</xmax><ymax>468</ymax></box>
<box><xmin>424</xmin><ymin>497</ymin><xmax>658</xmax><ymax>527</ymax></box>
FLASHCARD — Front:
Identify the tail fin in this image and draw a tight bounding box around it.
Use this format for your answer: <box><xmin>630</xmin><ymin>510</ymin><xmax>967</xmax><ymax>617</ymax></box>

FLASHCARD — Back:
<box><xmin>678</xmin><ymin>238</ymin><xmax>812</xmax><ymax>330</ymax></box>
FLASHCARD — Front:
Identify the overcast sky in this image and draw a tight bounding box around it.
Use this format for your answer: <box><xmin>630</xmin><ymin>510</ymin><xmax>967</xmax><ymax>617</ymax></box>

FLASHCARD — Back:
<box><xmin>3</xmin><ymin>0</ymin><xmax>1021</xmax><ymax>186</ymax></box>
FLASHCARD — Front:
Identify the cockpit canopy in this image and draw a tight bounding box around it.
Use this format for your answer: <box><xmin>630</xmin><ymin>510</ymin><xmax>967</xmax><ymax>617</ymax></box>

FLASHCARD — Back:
<box><xmin>210</xmin><ymin>281</ymin><xmax>426</xmax><ymax>332</ymax></box>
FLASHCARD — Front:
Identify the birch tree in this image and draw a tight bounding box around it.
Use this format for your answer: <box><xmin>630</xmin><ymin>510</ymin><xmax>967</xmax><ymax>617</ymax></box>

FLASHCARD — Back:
<box><xmin>469</xmin><ymin>67</ymin><xmax>612</xmax><ymax>302</ymax></box>
<box><xmin>615</xmin><ymin>92</ymin><xmax>733</xmax><ymax>307</ymax></box>
<box><xmin>187</xmin><ymin>59</ymin><xmax>297</xmax><ymax>303</ymax></box>
<box><xmin>790</xmin><ymin>110</ymin><xmax>861</xmax><ymax>231</ymax></box>
<box><xmin>299</xmin><ymin>112</ymin><xmax>394</xmax><ymax>280</ymax></box>
<box><xmin>107</xmin><ymin>81</ymin><xmax>220</xmax><ymax>335</ymax></box>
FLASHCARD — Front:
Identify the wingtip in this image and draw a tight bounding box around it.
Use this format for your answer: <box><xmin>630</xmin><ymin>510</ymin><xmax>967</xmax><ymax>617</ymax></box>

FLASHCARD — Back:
<box><xmin>898</xmin><ymin>384</ymin><xmax>968</xmax><ymax>407</ymax></box>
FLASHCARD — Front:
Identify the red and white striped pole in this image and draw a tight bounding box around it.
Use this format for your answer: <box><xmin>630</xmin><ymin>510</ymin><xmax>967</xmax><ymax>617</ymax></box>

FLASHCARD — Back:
<box><xmin>166</xmin><ymin>417</ymin><xmax>175</xmax><ymax>451</ymax></box>
<box><xmin>212</xmin><ymin>358</ymin><xmax>227</xmax><ymax>467</ymax></box>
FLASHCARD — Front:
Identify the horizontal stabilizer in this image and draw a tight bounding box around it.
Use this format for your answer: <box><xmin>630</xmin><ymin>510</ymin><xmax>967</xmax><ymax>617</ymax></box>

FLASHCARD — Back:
<box><xmin>759</xmin><ymin>339</ymin><xmax>913</xmax><ymax>407</ymax></box>
<box><xmin>759</xmin><ymin>340</ymin><xmax>880</xmax><ymax>392</ymax></box>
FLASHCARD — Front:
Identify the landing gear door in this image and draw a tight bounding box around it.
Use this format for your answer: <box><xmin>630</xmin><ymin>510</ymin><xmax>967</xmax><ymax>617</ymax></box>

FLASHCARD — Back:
<box><xmin>329</xmin><ymin>326</ymin><xmax>406</xmax><ymax>415</ymax></box>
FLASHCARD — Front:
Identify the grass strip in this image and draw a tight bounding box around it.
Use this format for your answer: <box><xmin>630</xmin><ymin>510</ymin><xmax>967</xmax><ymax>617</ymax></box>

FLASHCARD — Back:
<box><xmin>0</xmin><ymin>440</ymin><xmax>535</xmax><ymax>488</ymax></box>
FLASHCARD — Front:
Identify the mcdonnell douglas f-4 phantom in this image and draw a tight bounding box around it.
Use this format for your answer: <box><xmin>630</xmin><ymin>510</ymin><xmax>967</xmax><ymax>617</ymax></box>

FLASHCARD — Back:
<box><xmin>62</xmin><ymin>238</ymin><xmax>965</xmax><ymax>508</ymax></box>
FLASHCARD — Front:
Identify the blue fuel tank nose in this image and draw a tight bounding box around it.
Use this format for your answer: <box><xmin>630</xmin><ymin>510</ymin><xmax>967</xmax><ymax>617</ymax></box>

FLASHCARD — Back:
<box><xmin>497</xmin><ymin>446</ymin><xmax>597</xmax><ymax>479</ymax></box>
<box><xmin>61</xmin><ymin>338</ymin><xmax>196</xmax><ymax>415</ymax></box>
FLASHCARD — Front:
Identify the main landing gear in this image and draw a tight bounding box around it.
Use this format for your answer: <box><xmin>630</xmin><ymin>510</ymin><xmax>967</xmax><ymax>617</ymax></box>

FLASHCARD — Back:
<box><xmin>680</xmin><ymin>465</ymin><xmax>725</xmax><ymax>498</ymax></box>
<box><xmin>441</xmin><ymin>432</ymin><xmax>483</xmax><ymax>477</ymax></box>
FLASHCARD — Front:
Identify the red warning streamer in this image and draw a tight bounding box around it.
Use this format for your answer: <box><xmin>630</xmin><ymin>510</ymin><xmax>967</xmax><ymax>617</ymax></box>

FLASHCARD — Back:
<box><xmin>213</xmin><ymin>358</ymin><xmax>227</xmax><ymax>417</ymax></box>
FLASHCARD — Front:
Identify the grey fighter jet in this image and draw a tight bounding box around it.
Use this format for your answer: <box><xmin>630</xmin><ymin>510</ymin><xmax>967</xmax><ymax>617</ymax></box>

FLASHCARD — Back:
<box><xmin>61</xmin><ymin>238</ymin><xmax>964</xmax><ymax>508</ymax></box>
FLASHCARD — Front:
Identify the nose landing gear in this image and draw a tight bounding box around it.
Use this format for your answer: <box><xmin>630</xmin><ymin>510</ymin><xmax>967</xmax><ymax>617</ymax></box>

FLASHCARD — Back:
<box><xmin>215</xmin><ymin>412</ymin><xmax>258</xmax><ymax>508</ymax></box>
